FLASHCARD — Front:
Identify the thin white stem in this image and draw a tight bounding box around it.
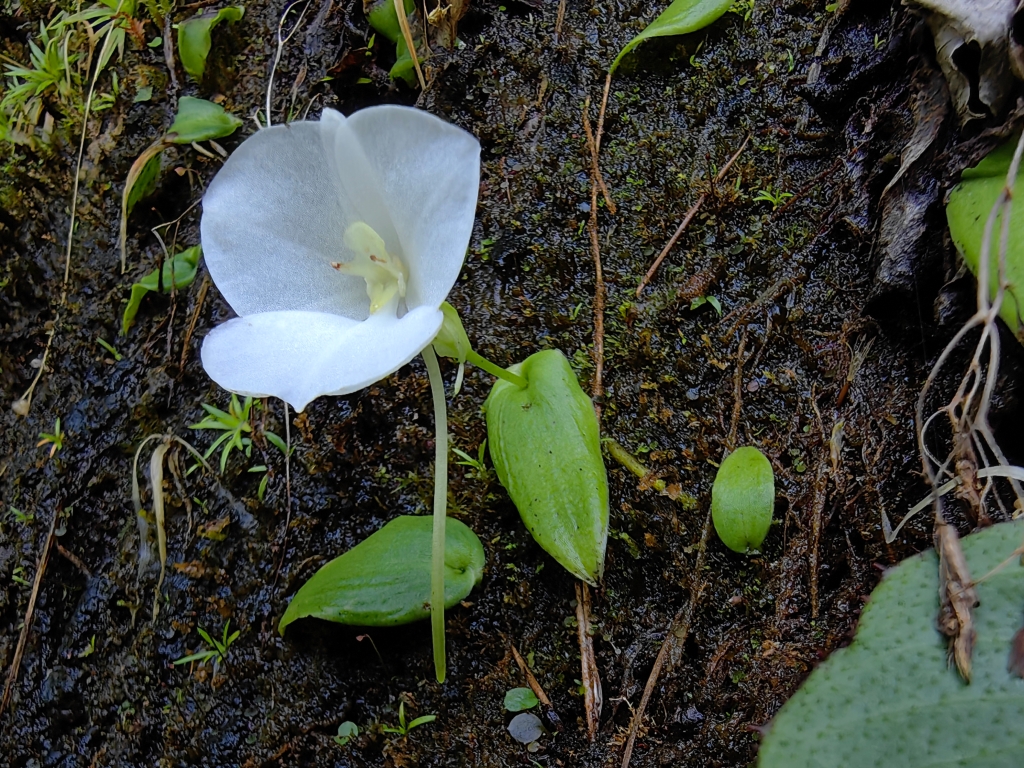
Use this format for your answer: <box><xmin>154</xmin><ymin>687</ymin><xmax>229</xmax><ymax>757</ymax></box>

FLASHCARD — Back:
<box><xmin>422</xmin><ymin>345</ymin><xmax>448</xmax><ymax>683</ymax></box>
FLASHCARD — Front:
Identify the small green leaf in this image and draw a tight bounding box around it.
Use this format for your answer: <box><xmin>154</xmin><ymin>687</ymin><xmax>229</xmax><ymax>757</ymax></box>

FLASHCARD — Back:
<box><xmin>133</xmin><ymin>84</ymin><xmax>153</xmax><ymax>102</ymax></box>
<box><xmin>946</xmin><ymin>137</ymin><xmax>1024</xmax><ymax>341</ymax></box>
<box><xmin>610</xmin><ymin>0</ymin><xmax>735</xmax><ymax>73</ymax></box>
<box><xmin>758</xmin><ymin>520</ymin><xmax>1024</xmax><ymax>768</ymax></box>
<box><xmin>503</xmin><ymin>687</ymin><xmax>540</xmax><ymax>712</ymax></box>
<box><xmin>278</xmin><ymin>515</ymin><xmax>485</xmax><ymax>632</ymax></box>
<box><xmin>125</xmin><ymin>151</ymin><xmax>161</xmax><ymax>216</ymax></box>
<box><xmin>177</xmin><ymin>5</ymin><xmax>244</xmax><ymax>81</ymax></box>
<box><xmin>147</xmin><ymin>36</ymin><xmax>163</xmax><ymax>48</ymax></box>
<box><xmin>121</xmin><ymin>246</ymin><xmax>202</xmax><ymax>335</ymax></box>
<box><xmin>484</xmin><ymin>349</ymin><xmax>609</xmax><ymax>584</ymax></box>
<box><xmin>365</xmin><ymin>0</ymin><xmax>414</xmax><ymax>44</ymax></box>
<box><xmin>711</xmin><ymin>445</ymin><xmax>774</xmax><ymax>553</ymax></box>
<box><xmin>167</xmin><ymin>96</ymin><xmax>243</xmax><ymax>143</ymax></box>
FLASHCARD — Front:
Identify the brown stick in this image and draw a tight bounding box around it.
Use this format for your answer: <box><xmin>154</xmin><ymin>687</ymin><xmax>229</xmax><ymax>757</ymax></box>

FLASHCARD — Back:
<box><xmin>620</xmin><ymin>510</ymin><xmax>713</xmax><ymax>768</ymax></box>
<box><xmin>575</xmin><ymin>582</ymin><xmax>602</xmax><ymax>740</ymax></box>
<box><xmin>636</xmin><ymin>135</ymin><xmax>749</xmax><ymax>297</ymax></box>
<box><xmin>582</xmin><ymin>99</ymin><xmax>616</xmax><ymax>214</ymax></box>
<box><xmin>727</xmin><ymin>325</ymin><xmax>749</xmax><ymax>451</ymax></box>
<box><xmin>511</xmin><ymin>643</ymin><xmax>554</xmax><ymax>708</ymax></box>
<box><xmin>583</xmin><ymin>103</ymin><xmax>606</xmax><ymax>420</ymax></box>
<box><xmin>1</xmin><ymin>508</ymin><xmax>60</xmax><ymax>720</ymax></box>
<box><xmin>553</xmin><ymin>0</ymin><xmax>567</xmax><ymax>45</ymax></box>
<box><xmin>178</xmin><ymin>273</ymin><xmax>210</xmax><ymax>371</ymax></box>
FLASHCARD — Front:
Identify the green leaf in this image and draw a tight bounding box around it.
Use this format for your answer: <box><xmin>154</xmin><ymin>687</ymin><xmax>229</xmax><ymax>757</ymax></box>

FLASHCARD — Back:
<box><xmin>610</xmin><ymin>0</ymin><xmax>735</xmax><ymax>73</ymax></box>
<box><xmin>503</xmin><ymin>687</ymin><xmax>540</xmax><ymax>712</ymax></box>
<box><xmin>758</xmin><ymin>520</ymin><xmax>1024</xmax><ymax>768</ymax></box>
<box><xmin>177</xmin><ymin>5</ymin><xmax>244</xmax><ymax>81</ymax></box>
<box><xmin>946</xmin><ymin>137</ymin><xmax>1024</xmax><ymax>341</ymax></box>
<box><xmin>365</xmin><ymin>0</ymin><xmax>414</xmax><ymax>44</ymax></box>
<box><xmin>484</xmin><ymin>349</ymin><xmax>609</xmax><ymax>584</ymax></box>
<box><xmin>167</xmin><ymin>96</ymin><xmax>243</xmax><ymax>143</ymax></box>
<box><xmin>278</xmin><ymin>515</ymin><xmax>485</xmax><ymax>632</ymax></box>
<box><xmin>711</xmin><ymin>445</ymin><xmax>773</xmax><ymax>553</ymax></box>
<box><xmin>121</xmin><ymin>246</ymin><xmax>202</xmax><ymax>335</ymax></box>
<box><xmin>125</xmin><ymin>151</ymin><xmax>161</xmax><ymax>217</ymax></box>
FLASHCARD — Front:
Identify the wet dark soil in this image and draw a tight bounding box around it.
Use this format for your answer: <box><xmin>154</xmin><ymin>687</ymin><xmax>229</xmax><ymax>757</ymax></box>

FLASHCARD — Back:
<box><xmin>1</xmin><ymin>0</ymin><xmax>1017</xmax><ymax>766</ymax></box>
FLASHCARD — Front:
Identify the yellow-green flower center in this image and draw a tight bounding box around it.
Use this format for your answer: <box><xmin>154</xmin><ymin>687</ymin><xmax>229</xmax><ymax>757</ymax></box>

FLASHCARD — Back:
<box><xmin>332</xmin><ymin>222</ymin><xmax>408</xmax><ymax>314</ymax></box>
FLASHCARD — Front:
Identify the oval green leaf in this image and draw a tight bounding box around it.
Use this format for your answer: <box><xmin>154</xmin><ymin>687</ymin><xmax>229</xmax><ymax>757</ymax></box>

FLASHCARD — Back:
<box><xmin>946</xmin><ymin>137</ymin><xmax>1024</xmax><ymax>341</ymax></box>
<box><xmin>167</xmin><ymin>97</ymin><xmax>243</xmax><ymax>144</ymax></box>
<box><xmin>610</xmin><ymin>0</ymin><xmax>735</xmax><ymax>73</ymax></box>
<box><xmin>758</xmin><ymin>519</ymin><xmax>1024</xmax><ymax>768</ymax></box>
<box><xmin>278</xmin><ymin>515</ymin><xmax>485</xmax><ymax>632</ymax></box>
<box><xmin>177</xmin><ymin>5</ymin><xmax>244</xmax><ymax>82</ymax></box>
<box><xmin>503</xmin><ymin>687</ymin><xmax>540</xmax><ymax>712</ymax></box>
<box><xmin>711</xmin><ymin>445</ymin><xmax>774</xmax><ymax>553</ymax></box>
<box><xmin>484</xmin><ymin>349</ymin><xmax>609</xmax><ymax>584</ymax></box>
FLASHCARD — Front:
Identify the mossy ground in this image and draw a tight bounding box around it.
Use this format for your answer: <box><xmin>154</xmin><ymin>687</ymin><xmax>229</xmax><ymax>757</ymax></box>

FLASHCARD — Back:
<box><xmin>0</xmin><ymin>1</ymin><xmax>1009</xmax><ymax>766</ymax></box>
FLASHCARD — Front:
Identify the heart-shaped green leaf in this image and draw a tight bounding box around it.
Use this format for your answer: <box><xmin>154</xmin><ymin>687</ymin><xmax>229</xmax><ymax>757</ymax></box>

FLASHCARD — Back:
<box><xmin>484</xmin><ymin>349</ymin><xmax>608</xmax><ymax>584</ymax></box>
<box><xmin>946</xmin><ymin>137</ymin><xmax>1024</xmax><ymax>340</ymax></box>
<box><xmin>177</xmin><ymin>5</ymin><xmax>244</xmax><ymax>82</ymax></box>
<box><xmin>711</xmin><ymin>445</ymin><xmax>774</xmax><ymax>553</ymax></box>
<box><xmin>278</xmin><ymin>515</ymin><xmax>485</xmax><ymax>632</ymax></box>
<box><xmin>758</xmin><ymin>519</ymin><xmax>1024</xmax><ymax>768</ymax></box>
<box><xmin>610</xmin><ymin>0</ymin><xmax>735</xmax><ymax>73</ymax></box>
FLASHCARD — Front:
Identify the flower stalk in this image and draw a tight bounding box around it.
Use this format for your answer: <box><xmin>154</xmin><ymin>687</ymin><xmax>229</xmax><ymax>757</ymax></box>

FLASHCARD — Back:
<box><xmin>422</xmin><ymin>345</ymin><xmax>449</xmax><ymax>683</ymax></box>
<box><xmin>467</xmin><ymin>350</ymin><xmax>528</xmax><ymax>389</ymax></box>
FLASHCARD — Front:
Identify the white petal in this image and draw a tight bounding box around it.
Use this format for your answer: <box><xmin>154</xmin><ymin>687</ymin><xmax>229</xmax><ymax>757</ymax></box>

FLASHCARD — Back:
<box><xmin>200</xmin><ymin>306</ymin><xmax>443</xmax><ymax>412</ymax></box>
<box><xmin>348</xmin><ymin>105</ymin><xmax>481</xmax><ymax>310</ymax></box>
<box><xmin>200</xmin><ymin>113</ymin><xmax>398</xmax><ymax>320</ymax></box>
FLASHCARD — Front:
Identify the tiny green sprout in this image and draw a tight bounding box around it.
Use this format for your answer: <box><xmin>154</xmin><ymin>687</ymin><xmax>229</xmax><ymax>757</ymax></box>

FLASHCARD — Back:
<box><xmin>873</xmin><ymin>33</ymin><xmax>886</xmax><ymax>50</ymax></box>
<box><xmin>453</xmin><ymin>440</ymin><xmax>488</xmax><ymax>474</ymax></box>
<box><xmin>752</xmin><ymin>187</ymin><xmax>794</xmax><ymax>210</ymax></box>
<box><xmin>78</xmin><ymin>634</ymin><xmax>97</xmax><ymax>658</ymax></box>
<box><xmin>248</xmin><ymin>465</ymin><xmax>270</xmax><ymax>501</ymax></box>
<box><xmin>711</xmin><ymin>446</ymin><xmax>775</xmax><ymax>553</ymax></box>
<box><xmin>503</xmin><ymin>687</ymin><xmax>540</xmax><ymax>712</ymax></box>
<box><xmin>37</xmin><ymin>417</ymin><xmax>64</xmax><ymax>458</ymax></box>
<box><xmin>333</xmin><ymin>721</ymin><xmax>359</xmax><ymax>746</ymax></box>
<box><xmin>96</xmin><ymin>337</ymin><xmax>123</xmax><ymax>360</ymax></box>
<box><xmin>12</xmin><ymin>566</ymin><xmax>30</xmax><ymax>587</ymax></box>
<box><xmin>173</xmin><ymin>620</ymin><xmax>240</xmax><ymax>673</ymax></box>
<box><xmin>8</xmin><ymin>507</ymin><xmax>34</xmax><ymax>525</ymax></box>
<box><xmin>189</xmin><ymin>395</ymin><xmax>254</xmax><ymax>472</ymax></box>
<box><xmin>381</xmin><ymin>701</ymin><xmax>436</xmax><ymax>736</ymax></box>
<box><xmin>689</xmin><ymin>295</ymin><xmax>723</xmax><ymax>316</ymax></box>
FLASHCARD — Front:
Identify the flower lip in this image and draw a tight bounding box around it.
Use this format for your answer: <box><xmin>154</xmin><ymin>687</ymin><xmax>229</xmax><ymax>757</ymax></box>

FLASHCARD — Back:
<box><xmin>198</xmin><ymin>105</ymin><xmax>481</xmax><ymax>410</ymax></box>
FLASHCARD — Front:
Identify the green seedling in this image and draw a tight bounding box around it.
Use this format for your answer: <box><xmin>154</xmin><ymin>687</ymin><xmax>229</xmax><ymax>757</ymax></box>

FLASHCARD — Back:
<box><xmin>711</xmin><ymin>446</ymin><xmax>774</xmax><ymax>553</ymax></box>
<box><xmin>189</xmin><ymin>394</ymin><xmax>253</xmax><ymax>473</ymax></box>
<box><xmin>503</xmin><ymin>687</ymin><xmax>540</xmax><ymax>712</ymax></box>
<box><xmin>173</xmin><ymin>620</ymin><xmax>240</xmax><ymax>673</ymax></box>
<box><xmin>333</xmin><ymin>721</ymin><xmax>359</xmax><ymax>746</ymax></box>
<box><xmin>689</xmin><ymin>295</ymin><xmax>722</xmax><ymax>315</ymax></box>
<box><xmin>7</xmin><ymin>507</ymin><xmax>34</xmax><ymax>525</ymax></box>
<box><xmin>121</xmin><ymin>246</ymin><xmax>202</xmax><ymax>335</ymax></box>
<box><xmin>12</xmin><ymin>566</ymin><xmax>30</xmax><ymax>587</ymax></box>
<box><xmin>96</xmin><ymin>337</ymin><xmax>123</xmax><ymax>360</ymax></box>
<box><xmin>381</xmin><ymin>702</ymin><xmax>436</xmax><ymax>736</ymax></box>
<box><xmin>453</xmin><ymin>440</ymin><xmax>488</xmax><ymax>473</ymax></box>
<box><xmin>752</xmin><ymin>187</ymin><xmax>793</xmax><ymax>210</ymax></box>
<box><xmin>248</xmin><ymin>464</ymin><xmax>269</xmax><ymax>501</ymax></box>
<box><xmin>37</xmin><ymin>417</ymin><xmax>65</xmax><ymax>458</ymax></box>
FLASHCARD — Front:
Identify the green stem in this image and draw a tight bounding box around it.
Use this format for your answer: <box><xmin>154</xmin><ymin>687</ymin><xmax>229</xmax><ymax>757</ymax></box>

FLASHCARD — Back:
<box><xmin>466</xmin><ymin>350</ymin><xmax>528</xmax><ymax>389</ymax></box>
<box><xmin>422</xmin><ymin>346</ymin><xmax>448</xmax><ymax>683</ymax></box>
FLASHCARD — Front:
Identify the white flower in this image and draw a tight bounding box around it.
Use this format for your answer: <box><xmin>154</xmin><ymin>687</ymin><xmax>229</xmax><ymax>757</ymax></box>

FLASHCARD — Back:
<box><xmin>199</xmin><ymin>106</ymin><xmax>481</xmax><ymax>411</ymax></box>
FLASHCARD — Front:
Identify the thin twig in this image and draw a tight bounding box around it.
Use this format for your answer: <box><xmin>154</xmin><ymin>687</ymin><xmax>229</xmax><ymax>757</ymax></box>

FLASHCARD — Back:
<box><xmin>0</xmin><ymin>508</ymin><xmax>60</xmax><ymax>720</ymax></box>
<box><xmin>178</xmin><ymin>273</ymin><xmax>210</xmax><ymax>371</ymax></box>
<box><xmin>727</xmin><ymin>325</ymin><xmax>749</xmax><ymax>451</ymax></box>
<box><xmin>163</xmin><ymin>12</ymin><xmax>179</xmax><ymax>101</ymax></box>
<box><xmin>266</xmin><ymin>0</ymin><xmax>312</xmax><ymax>127</ymax></box>
<box><xmin>575</xmin><ymin>582</ymin><xmax>601</xmax><ymax>740</ymax></box>
<box><xmin>582</xmin><ymin>97</ymin><xmax>615</xmax><ymax>213</ymax></box>
<box><xmin>583</xmin><ymin>102</ymin><xmax>606</xmax><ymax>420</ymax></box>
<box><xmin>393</xmin><ymin>0</ymin><xmax>425</xmax><ymax>90</ymax></box>
<box><xmin>272</xmin><ymin>401</ymin><xmax>294</xmax><ymax>588</ymax></box>
<box><xmin>511</xmin><ymin>643</ymin><xmax>554</xmax><ymax>708</ymax></box>
<box><xmin>553</xmin><ymin>0</ymin><xmax>566</xmax><ymax>44</ymax></box>
<box><xmin>636</xmin><ymin>135</ymin><xmax>749</xmax><ymax>297</ymax></box>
